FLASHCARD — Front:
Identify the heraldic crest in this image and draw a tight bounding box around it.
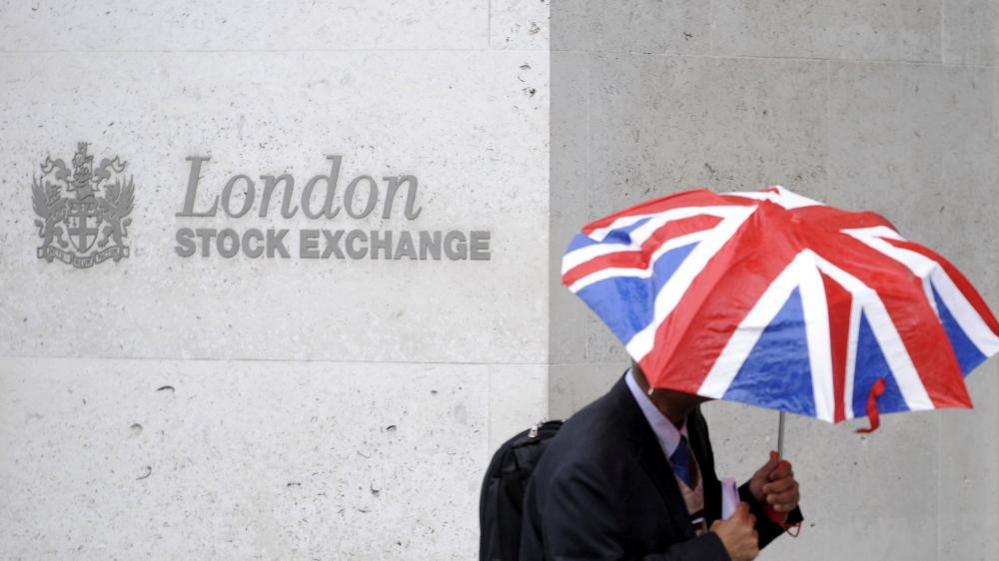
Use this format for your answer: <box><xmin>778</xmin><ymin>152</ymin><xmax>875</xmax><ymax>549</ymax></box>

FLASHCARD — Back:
<box><xmin>32</xmin><ymin>142</ymin><xmax>134</xmax><ymax>268</ymax></box>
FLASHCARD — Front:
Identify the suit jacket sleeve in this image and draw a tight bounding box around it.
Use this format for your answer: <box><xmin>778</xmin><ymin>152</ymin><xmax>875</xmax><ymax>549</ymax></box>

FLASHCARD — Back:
<box><xmin>538</xmin><ymin>460</ymin><xmax>732</xmax><ymax>561</ymax></box>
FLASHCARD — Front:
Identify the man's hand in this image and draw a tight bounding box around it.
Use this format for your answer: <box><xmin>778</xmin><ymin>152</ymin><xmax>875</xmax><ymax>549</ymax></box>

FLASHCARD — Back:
<box><xmin>710</xmin><ymin>502</ymin><xmax>759</xmax><ymax>561</ymax></box>
<box><xmin>748</xmin><ymin>451</ymin><xmax>800</xmax><ymax>519</ymax></box>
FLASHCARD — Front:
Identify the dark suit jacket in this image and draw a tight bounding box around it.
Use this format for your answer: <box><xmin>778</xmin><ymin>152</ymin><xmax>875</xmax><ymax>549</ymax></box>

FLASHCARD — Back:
<box><xmin>519</xmin><ymin>372</ymin><xmax>803</xmax><ymax>561</ymax></box>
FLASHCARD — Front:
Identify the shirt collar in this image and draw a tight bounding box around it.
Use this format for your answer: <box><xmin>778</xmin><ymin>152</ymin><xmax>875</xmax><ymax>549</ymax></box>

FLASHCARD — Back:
<box><xmin>625</xmin><ymin>366</ymin><xmax>688</xmax><ymax>457</ymax></box>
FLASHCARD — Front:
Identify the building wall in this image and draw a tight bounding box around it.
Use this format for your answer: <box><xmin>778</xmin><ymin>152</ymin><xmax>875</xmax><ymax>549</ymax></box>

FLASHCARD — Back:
<box><xmin>550</xmin><ymin>2</ymin><xmax>998</xmax><ymax>560</ymax></box>
<box><xmin>3</xmin><ymin>1</ymin><xmax>998</xmax><ymax>560</ymax></box>
<box><xmin>0</xmin><ymin>2</ymin><xmax>549</xmax><ymax>560</ymax></box>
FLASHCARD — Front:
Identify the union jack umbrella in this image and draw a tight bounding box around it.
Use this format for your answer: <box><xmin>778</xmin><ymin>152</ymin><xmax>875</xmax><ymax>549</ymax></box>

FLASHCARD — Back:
<box><xmin>562</xmin><ymin>186</ymin><xmax>999</xmax><ymax>433</ymax></box>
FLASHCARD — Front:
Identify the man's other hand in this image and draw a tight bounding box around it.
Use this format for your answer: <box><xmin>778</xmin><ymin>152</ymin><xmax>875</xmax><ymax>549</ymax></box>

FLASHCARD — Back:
<box><xmin>749</xmin><ymin>451</ymin><xmax>801</xmax><ymax>518</ymax></box>
<box><xmin>710</xmin><ymin>502</ymin><xmax>759</xmax><ymax>561</ymax></box>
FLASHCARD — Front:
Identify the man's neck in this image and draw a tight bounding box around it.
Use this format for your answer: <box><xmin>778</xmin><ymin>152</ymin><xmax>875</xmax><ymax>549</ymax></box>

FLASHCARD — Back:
<box><xmin>631</xmin><ymin>364</ymin><xmax>697</xmax><ymax>428</ymax></box>
<box><xmin>654</xmin><ymin>393</ymin><xmax>694</xmax><ymax>429</ymax></box>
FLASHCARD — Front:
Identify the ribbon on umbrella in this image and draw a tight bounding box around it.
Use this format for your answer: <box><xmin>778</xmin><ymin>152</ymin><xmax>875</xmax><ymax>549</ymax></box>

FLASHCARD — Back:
<box><xmin>856</xmin><ymin>378</ymin><xmax>887</xmax><ymax>434</ymax></box>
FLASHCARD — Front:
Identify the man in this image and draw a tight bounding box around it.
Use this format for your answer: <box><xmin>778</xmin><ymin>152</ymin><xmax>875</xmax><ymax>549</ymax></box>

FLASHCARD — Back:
<box><xmin>519</xmin><ymin>361</ymin><xmax>803</xmax><ymax>561</ymax></box>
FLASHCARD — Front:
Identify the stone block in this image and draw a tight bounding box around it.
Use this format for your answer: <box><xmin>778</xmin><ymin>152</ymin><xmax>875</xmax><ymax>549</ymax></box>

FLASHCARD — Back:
<box><xmin>712</xmin><ymin>0</ymin><xmax>940</xmax><ymax>61</ymax></box>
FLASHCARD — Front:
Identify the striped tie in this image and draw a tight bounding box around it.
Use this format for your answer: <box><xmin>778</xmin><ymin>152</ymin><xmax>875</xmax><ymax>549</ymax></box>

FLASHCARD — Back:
<box><xmin>669</xmin><ymin>435</ymin><xmax>695</xmax><ymax>488</ymax></box>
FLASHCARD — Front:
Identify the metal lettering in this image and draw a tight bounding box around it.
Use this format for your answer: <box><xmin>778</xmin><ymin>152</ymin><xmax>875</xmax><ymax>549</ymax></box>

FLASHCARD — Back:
<box><xmin>259</xmin><ymin>174</ymin><xmax>299</xmax><ymax>218</ymax></box>
<box><xmin>301</xmin><ymin>155</ymin><xmax>342</xmax><ymax>219</ymax></box>
<box><xmin>221</xmin><ymin>175</ymin><xmax>255</xmax><ymax>218</ymax></box>
<box><xmin>344</xmin><ymin>175</ymin><xmax>378</xmax><ymax>218</ymax></box>
<box><xmin>323</xmin><ymin>230</ymin><xmax>343</xmax><ymax>259</ymax></box>
<box><xmin>345</xmin><ymin>229</ymin><xmax>368</xmax><ymax>259</ymax></box>
<box><xmin>243</xmin><ymin>228</ymin><xmax>264</xmax><ymax>258</ymax></box>
<box><xmin>394</xmin><ymin>230</ymin><xmax>416</xmax><ymax>260</ymax></box>
<box><xmin>195</xmin><ymin>228</ymin><xmax>216</xmax><ymax>257</ymax></box>
<box><xmin>177</xmin><ymin>156</ymin><xmax>217</xmax><ymax>217</ymax></box>
<box><xmin>382</xmin><ymin>175</ymin><xmax>422</xmax><ymax>220</ymax></box>
<box><xmin>322</xmin><ymin>229</ymin><xmax>344</xmax><ymax>259</ymax></box>
<box><xmin>469</xmin><ymin>230</ymin><xmax>491</xmax><ymax>261</ymax></box>
<box><xmin>175</xmin><ymin>227</ymin><xmax>196</xmax><ymax>257</ymax></box>
<box><xmin>370</xmin><ymin>229</ymin><xmax>392</xmax><ymax>260</ymax></box>
<box><xmin>168</xmin><ymin>155</ymin><xmax>493</xmax><ymax>264</ymax></box>
<box><xmin>217</xmin><ymin>228</ymin><xmax>240</xmax><ymax>258</ymax></box>
<box><xmin>267</xmin><ymin>228</ymin><xmax>290</xmax><ymax>258</ymax></box>
<box><xmin>300</xmin><ymin>229</ymin><xmax>320</xmax><ymax>258</ymax></box>
<box><xmin>419</xmin><ymin>230</ymin><xmax>442</xmax><ymax>260</ymax></box>
<box><xmin>444</xmin><ymin>230</ymin><xmax>467</xmax><ymax>260</ymax></box>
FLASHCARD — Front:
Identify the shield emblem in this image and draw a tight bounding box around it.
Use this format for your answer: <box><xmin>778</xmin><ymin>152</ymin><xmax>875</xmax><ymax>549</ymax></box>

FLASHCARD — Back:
<box><xmin>32</xmin><ymin>142</ymin><xmax>134</xmax><ymax>269</ymax></box>
<box><xmin>66</xmin><ymin>199</ymin><xmax>101</xmax><ymax>254</ymax></box>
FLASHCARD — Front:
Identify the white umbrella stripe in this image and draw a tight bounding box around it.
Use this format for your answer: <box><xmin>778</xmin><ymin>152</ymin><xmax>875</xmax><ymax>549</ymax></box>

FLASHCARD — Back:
<box><xmin>845</xmin><ymin>226</ymin><xmax>999</xmax><ymax>357</ymax></box>
<box><xmin>561</xmin><ymin>205</ymin><xmax>751</xmax><ymax>275</ymax></box>
<box><xmin>625</xmin><ymin>205</ymin><xmax>757</xmax><ymax>361</ymax></box>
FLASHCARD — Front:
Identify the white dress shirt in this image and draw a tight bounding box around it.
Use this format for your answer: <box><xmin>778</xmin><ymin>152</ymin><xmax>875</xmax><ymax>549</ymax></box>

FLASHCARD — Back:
<box><xmin>624</xmin><ymin>366</ymin><xmax>689</xmax><ymax>459</ymax></box>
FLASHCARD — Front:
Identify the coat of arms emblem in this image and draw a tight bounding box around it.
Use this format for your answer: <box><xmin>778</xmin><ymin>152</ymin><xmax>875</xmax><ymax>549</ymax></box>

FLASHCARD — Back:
<box><xmin>32</xmin><ymin>142</ymin><xmax>134</xmax><ymax>268</ymax></box>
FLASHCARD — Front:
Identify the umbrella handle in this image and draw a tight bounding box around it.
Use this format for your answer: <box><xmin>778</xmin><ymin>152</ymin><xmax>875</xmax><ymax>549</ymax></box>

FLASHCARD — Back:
<box><xmin>766</xmin><ymin>411</ymin><xmax>800</xmax><ymax>537</ymax></box>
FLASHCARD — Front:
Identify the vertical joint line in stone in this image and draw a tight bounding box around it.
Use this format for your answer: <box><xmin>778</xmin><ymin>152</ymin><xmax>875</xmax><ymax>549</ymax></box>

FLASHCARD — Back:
<box><xmin>935</xmin><ymin>410</ymin><xmax>942</xmax><ymax>561</ymax></box>
<box><xmin>487</xmin><ymin>0</ymin><xmax>492</xmax><ymax>50</ymax></box>
<box><xmin>824</xmin><ymin>59</ymin><xmax>831</xmax><ymax>194</ymax></box>
<box><xmin>708</xmin><ymin>0</ymin><xmax>715</xmax><ymax>55</ymax></box>
<box><xmin>939</xmin><ymin>0</ymin><xmax>946</xmax><ymax>65</ymax></box>
<box><xmin>585</xmin><ymin>51</ymin><xmax>591</xmax><ymax>213</ymax></box>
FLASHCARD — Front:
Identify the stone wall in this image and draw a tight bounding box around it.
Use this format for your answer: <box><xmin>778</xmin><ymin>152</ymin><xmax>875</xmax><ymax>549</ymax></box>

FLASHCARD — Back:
<box><xmin>2</xmin><ymin>1</ymin><xmax>997</xmax><ymax>559</ymax></box>
<box><xmin>550</xmin><ymin>2</ymin><xmax>998</xmax><ymax>560</ymax></box>
<box><xmin>0</xmin><ymin>2</ymin><xmax>549</xmax><ymax>560</ymax></box>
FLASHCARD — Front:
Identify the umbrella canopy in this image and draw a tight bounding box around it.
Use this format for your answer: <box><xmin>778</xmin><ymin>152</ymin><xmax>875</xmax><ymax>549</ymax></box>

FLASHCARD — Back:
<box><xmin>562</xmin><ymin>186</ymin><xmax>999</xmax><ymax>427</ymax></box>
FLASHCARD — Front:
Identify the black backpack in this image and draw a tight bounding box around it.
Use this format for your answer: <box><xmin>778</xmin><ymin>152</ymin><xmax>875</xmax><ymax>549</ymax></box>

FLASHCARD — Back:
<box><xmin>479</xmin><ymin>419</ymin><xmax>564</xmax><ymax>561</ymax></box>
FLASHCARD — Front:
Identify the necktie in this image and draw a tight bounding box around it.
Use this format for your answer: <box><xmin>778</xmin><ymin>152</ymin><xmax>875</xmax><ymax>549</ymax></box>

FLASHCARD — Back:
<box><xmin>670</xmin><ymin>435</ymin><xmax>695</xmax><ymax>488</ymax></box>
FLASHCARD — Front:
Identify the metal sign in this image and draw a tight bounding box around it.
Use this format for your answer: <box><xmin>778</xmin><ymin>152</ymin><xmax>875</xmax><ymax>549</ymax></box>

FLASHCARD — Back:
<box><xmin>174</xmin><ymin>154</ymin><xmax>491</xmax><ymax>261</ymax></box>
<box><xmin>28</xmin><ymin>145</ymin><xmax>492</xmax><ymax>266</ymax></box>
<box><xmin>32</xmin><ymin>143</ymin><xmax>134</xmax><ymax>268</ymax></box>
